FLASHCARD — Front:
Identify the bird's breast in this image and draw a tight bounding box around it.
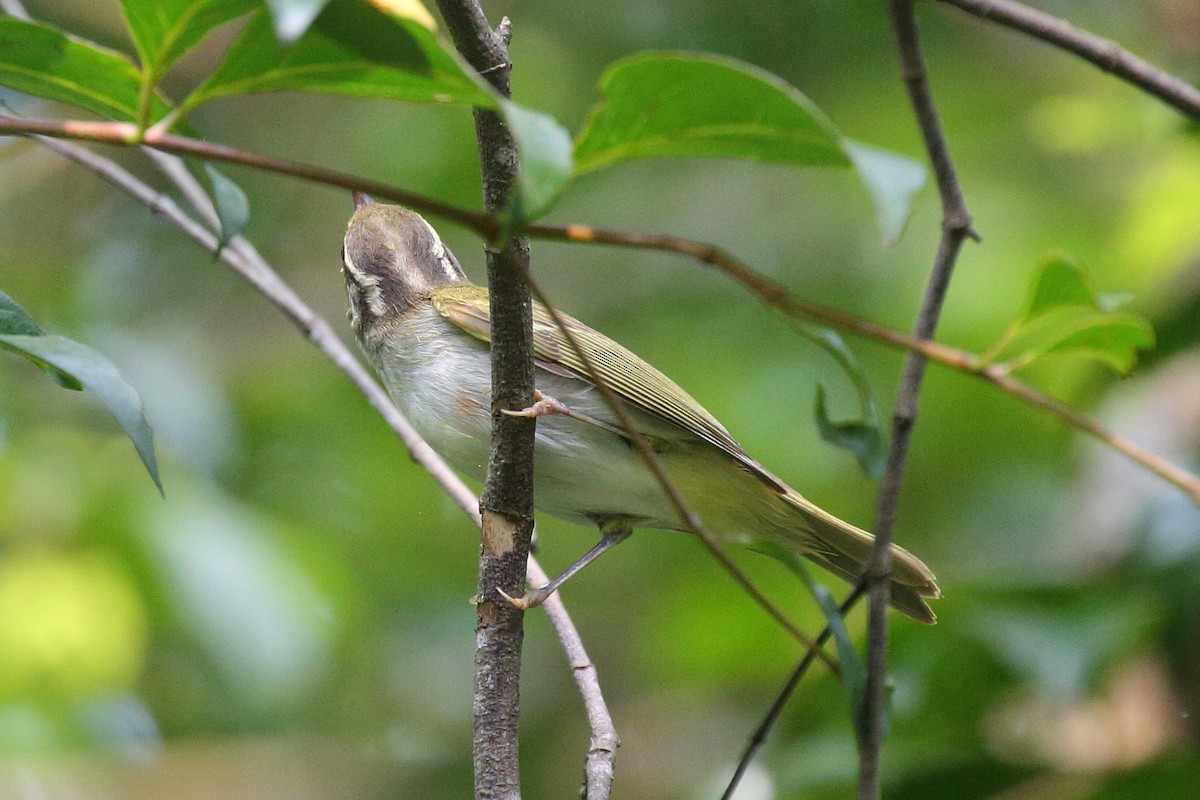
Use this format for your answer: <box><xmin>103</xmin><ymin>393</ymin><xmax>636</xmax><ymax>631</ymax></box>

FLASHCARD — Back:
<box><xmin>366</xmin><ymin>305</ymin><xmax>748</xmax><ymax>532</ymax></box>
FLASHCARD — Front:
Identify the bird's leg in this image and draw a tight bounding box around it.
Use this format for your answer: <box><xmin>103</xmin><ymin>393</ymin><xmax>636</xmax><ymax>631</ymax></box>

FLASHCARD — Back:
<box><xmin>502</xmin><ymin>390</ymin><xmax>625</xmax><ymax>436</ymax></box>
<box><xmin>498</xmin><ymin>522</ymin><xmax>633</xmax><ymax>610</ymax></box>
<box><xmin>503</xmin><ymin>390</ymin><xmax>576</xmax><ymax>420</ymax></box>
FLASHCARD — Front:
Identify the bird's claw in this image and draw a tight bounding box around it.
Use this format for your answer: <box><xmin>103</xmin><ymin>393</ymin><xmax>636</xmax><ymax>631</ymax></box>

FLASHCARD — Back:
<box><xmin>502</xmin><ymin>390</ymin><xmax>572</xmax><ymax>419</ymax></box>
<box><xmin>496</xmin><ymin>586</ymin><xmax>549</xmax><ymax>610</ymax></box>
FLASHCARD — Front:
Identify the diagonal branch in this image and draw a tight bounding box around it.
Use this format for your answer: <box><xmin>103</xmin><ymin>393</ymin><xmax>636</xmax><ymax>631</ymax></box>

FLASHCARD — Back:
<box><xmin>936</xmin><ymin>0</ymin><xmax>1200</xmax><ymax>120</ymax></box>
<box><xmin>1</xmin><ymin>121</ymin><xmax>1195</xmax><ymax>504</ymax></box>
<box><xmin>0</xmin><ymin>116</ymin><xmax>498</xmax><ymax>237</ymax></box>
<box><xmin>531</xmin><ymin>556</ymin><xmax>619</xmax><ymax>799</ymax></box>
<box><xmin>858</xmin><ymin>3</ymin><xmax>976</xmax><ymax>799</ymax></box>
<box><xmin>528</xmin><ymin>223</ymin><xmax>1200</xmax><ymax>505</ymax></box>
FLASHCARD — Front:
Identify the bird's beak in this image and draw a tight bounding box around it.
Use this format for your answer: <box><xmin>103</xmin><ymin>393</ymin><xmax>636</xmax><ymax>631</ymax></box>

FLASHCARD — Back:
<box><xmin>352</xmin><ymin>191</ymin><xmax>374</xmax><ymax>210</ymax></box>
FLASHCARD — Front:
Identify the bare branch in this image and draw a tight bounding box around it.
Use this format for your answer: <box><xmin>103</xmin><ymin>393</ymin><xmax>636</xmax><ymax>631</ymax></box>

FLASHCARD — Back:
<box><xmin>432</xmin><ymin>3</ymin><xmax>537</xmax><ymax>798</ymax></box>
<box><xmin>857</xmin><ymin>3</ymin><xmax>976</xmax><ymax>798</ymax></box>
<box><xmin>0</xmin><ymin>116</ymin><xmax>498</xmax><ymax>237</ymax></box>
<box><xmin>527</xmin><ymin>223</ymin><xmax>1200</xmax><ymax>505</ymax></box>
<box><xmin>1</xmin><ymin>123</ymin><xmax>1194</xmax><ymax>503</ymax></box>
<box><xmin>937</xmin><ymin>0</ymin><xmax>1200</xmax><ymax>120</ymax></box>
<box><xmin>530</xmin><ymin>558</ymin><xmax>618</xmax><ymax>800</ymax></box>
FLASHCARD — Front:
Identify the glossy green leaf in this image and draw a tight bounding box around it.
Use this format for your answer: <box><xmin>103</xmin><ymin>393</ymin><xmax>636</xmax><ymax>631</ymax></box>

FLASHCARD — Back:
<box><xmin>0</xmin><ymin>334</ymin><xmax>161</xmax><ymax>492</ymax></box>
<box><xmin>791</xmin><ymin>323</ymin><xmax>884</xmax><ymax>477</ymax></box>
<box><xmin>118</xmin><ymin>0</ymin><xmax>258</xmax><ymax>82</ymax></box>
<box><xmin>0</xmin><ymin>289</ymin><xmax>81</xmax><ymax>389</ymax></box>
<box><xmin>574</xmin><ymin>53</ymin><xmax>926</xmax><ymax>243</ymax></box>
<box><xmin>182</xmin><ymin>0</ymin><xmax>572</xmax><ymax>222</ymax></box>
<box><xmin>0</xmin><ymin>17</ymin><xmax>170</xmax><ymax>122</ymax></box>
<box><xmin>264</xmin><ymin>0</ymin><xmax>333</xmax><ymax>42</ymax></box>
<box><xmin>815</xmin><ymin>385</ymin><xmax>885</xmax><ymax>478</ymax></box>
<box><xmin>182</xmin><ymin>1</ymin><xmax>491</xmax><ymax>110</ymax></box>
<box><xmin>574</xmin><ymin>53</ymin><xmax>848</xmax><ymax>173</ymax></box>
<box><xmin>980</xmin><ymin>256</ymin><xmax>1155</xmax><ymax>374</ymax></box>
<box><xmin>204</xmin><ymin>163</ymin><xmax>251</xmax><ymax>254</ymax></box>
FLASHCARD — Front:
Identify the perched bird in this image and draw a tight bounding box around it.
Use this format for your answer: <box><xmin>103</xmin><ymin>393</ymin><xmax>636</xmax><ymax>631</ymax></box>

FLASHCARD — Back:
<box><xmin>342</xmin><ymin>199</ymin><xmax>940</xmax><ymax>623</ymax></box>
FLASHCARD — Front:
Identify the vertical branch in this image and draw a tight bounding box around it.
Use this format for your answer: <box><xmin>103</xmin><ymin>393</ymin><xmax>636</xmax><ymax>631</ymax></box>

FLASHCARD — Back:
<box><xmin>435</xmin><ymin>4</ymin><xmax>535</xmax><ymax>799</ymax></box>
<box><xmin>859</xmin><ymin>2</ymin><xmax>977</xmax><ymax>798</ymax></box>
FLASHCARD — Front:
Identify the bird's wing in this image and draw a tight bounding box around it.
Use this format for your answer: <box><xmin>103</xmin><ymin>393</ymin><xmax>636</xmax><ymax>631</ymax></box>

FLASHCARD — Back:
<box><xmin>430</xmin><ymin>284</ymin><xmax>755</xmax><ymax>465</ymax></box>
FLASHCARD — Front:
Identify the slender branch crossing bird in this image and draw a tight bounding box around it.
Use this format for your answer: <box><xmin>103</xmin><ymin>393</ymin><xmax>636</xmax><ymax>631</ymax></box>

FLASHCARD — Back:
<box><xmin>342</xmin><ymin>199</ymin><xmax>940</xmax><ymax>623</ymax></box>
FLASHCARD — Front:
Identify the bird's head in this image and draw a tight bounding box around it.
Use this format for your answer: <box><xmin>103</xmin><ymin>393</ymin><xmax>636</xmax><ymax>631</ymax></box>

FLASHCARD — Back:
<box><xmin>341</xmin><ymin>197</ymin><xmax>468</xmax><ymax>339</ymax></box>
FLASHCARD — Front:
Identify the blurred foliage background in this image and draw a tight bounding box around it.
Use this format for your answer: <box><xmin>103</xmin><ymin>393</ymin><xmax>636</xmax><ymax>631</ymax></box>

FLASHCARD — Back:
<box><xmin>2</xmin><ymin>0</ymin><xmax>1200</xmax><ymax>797</ymax></box>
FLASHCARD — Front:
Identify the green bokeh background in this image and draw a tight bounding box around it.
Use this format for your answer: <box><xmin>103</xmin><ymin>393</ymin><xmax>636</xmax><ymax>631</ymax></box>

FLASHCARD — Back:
<box><xmin>1</xmin><ymin>1</ymin><xmax>1199</xmax><ymax>797</ymax></box>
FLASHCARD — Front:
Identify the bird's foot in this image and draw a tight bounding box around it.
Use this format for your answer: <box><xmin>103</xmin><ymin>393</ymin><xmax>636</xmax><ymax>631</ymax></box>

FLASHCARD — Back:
<box><xmin>502</xmin><ymin>390</ymin><xmax>573</xmax><ymax>420</ymax></box>
<box><xmin>496</xmin><ymin>585</ymin><xmax>550</xmax><ymax>610</ymax></box>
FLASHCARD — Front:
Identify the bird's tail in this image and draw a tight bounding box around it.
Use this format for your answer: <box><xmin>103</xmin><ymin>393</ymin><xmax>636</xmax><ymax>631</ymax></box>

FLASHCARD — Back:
<box><xmin>780</xmin><ymin>489</ymin><xmax>940</xmax><ymax>624</ymax></box>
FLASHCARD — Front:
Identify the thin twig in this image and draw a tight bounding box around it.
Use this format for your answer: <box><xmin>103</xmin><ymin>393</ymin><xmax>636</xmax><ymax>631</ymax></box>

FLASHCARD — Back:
<box><xmin>0</xmin><ymin>116</ymin><xmax>498</xmax><ymax>237</ymax></box>
<box><xmin>2</xmin><ymin>114</ymin><xmax>1195</xmax><ymax>502</ymax></box>
<box><xmin>720</xmin><ymin>583</ymin><xmax>865</xmax><ymax>800</ymax></box>
<box><xmin>519</xmin><ymin>269</ymin><xmax>837</xmax><ymax>671</ymax></box>
<box><xmin>530</xmin><ymin>557</ymin><xmax>619</xmax><ymax>799</ymax></box>
<box><xmin>527</xmin><ymin>223</ymin><xmax>1200</xmax><ymax>505</ymax></box>
<box><xmin>937</xmin><ymin>0</ymin><xmax>1200</xmax><ymax>120</ymax></box>
<box><xmin>858</xmin><ymin>4</ymin><xmax>975</xmax><ymax>799</ymax></box>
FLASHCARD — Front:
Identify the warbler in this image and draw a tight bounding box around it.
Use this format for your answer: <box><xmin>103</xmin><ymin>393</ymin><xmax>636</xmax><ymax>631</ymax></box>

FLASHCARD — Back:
<box><xmin>342</xmin><ymin>199</ymin><xmax>940</xmax><ymax>622</ymax></box>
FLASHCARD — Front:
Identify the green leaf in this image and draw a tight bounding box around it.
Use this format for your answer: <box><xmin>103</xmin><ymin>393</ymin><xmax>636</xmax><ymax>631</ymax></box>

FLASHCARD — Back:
<box><xmin>181</xmin><ymin>0</ymin><xmax>572</xmax><ymax>222</ymax></box>
<box><xmin>574</xmin><ymin>53</ymin><xmax>848</xmax><ymax>173</ymax></box>
<box><xmin>792</xmin><ymin>561</ymin><xmax>871</xmax><ymax>750</ymax></box>
<box><xmin>980</xmin><ymin>255</ymin><xmax>1155</xmax><ymax>374</ymax></box>
<box><xmin>182</xmin><ymin>1</ymin><xmax>491</xmax><ymax>110</ymax></box>
<box><xmin>573</xmin><ymin>53</ymin><xmax>926</xmax><ymax>243</ymax></box>
<box><xmin>118</xmin><ymin>0</ymin><xmax>258</xmax><ymax>82</ymax></box>
<box><xmin>845</xmin><ymin>141</ymin><xmax>927</xmax><ymax>247</ymax></box>
<box><xmin>0</xmin><ymin>334</ymin><xmax>161</xmax><ymax>492</ymax></box>
<box><xmin>0</xmin><ymin>17</ymin><xmax>170</xmax><ymax>122</ymax></box>
<box><xmin>502</xmin><ymin>100</ymin><xmax>575</xmax><ymax>223</ymax></box>
<box><xmin>0</xmin><ymin>288</ymin><xmax>47</xmax><ymax>337</ymax></box>
<box><xmin>815</xmin><ymin>385</ymin><xmax>885</xmax><ymax>478</ymax></box>
<box><xmin>0</xmin><ymin>289</ymin><xmax>82</xmax><ymax>389</ymax></box>
<box><xmin>1025</xmin><ymin>256</ymin><xmax>1095</xmax><ymax>316</ymax></box>
<box><xmin>264</xmin><ymin>0</ymin><xmax>334</xmax><ymax>42</ymax></box>
<box><xmin>204</xmin><ymin>163</ymin><xmax>251</xmax><ymax>253</ymax></box>
<box><xmin>790</xmin><ymin>323</ymin><xmax>885</xmax><ymax>477</ymax></box>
